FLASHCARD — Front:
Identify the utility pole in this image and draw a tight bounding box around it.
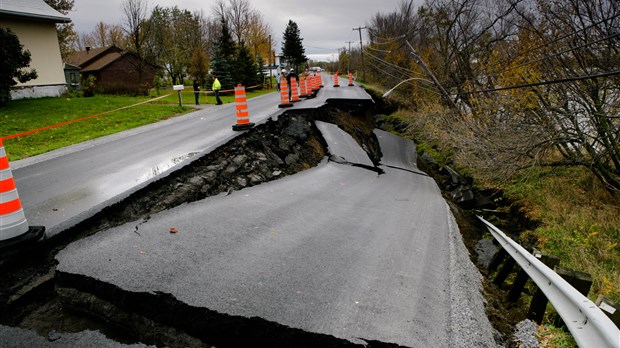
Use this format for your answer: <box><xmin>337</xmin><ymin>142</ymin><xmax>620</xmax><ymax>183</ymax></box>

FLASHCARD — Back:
<box><xmin>352</xmin><ymin>26</ymin><xmax>367</xmax><ymax>81</ymax></box>
<box><xmin>268</xmin><ymin>35</ymin><xmax>272</xmax><ymax>88</ymax></box>
<box><xmin>405</xmin><ymin>40</ymin><xmax>464</xmax><ymax>118</ymax></box>
<box><xmin>345</xmin><ymin>41</ymin><xmax>354</xmax><ymax>74</ymax></box>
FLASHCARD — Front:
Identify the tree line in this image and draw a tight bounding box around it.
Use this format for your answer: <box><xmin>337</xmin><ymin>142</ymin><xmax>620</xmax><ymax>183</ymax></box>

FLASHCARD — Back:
<box><xmin>362</xmin><ymin>0</ymin><xmax>620</xmax><ymax>193</ymax></box>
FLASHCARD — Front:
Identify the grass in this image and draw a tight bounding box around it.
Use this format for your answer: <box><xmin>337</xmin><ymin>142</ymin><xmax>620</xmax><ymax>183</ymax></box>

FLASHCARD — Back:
<box><xmin>538</xmin><ymin>324</ymin><xmax>577</xmax><ymax>348</ymax></box>
<box><xmin>507</xmin><ymin>166</ymin><xmax>620</xmax><ymax>302</ymax></box>
<box><xmin>1</xmin><ymin>87</ymin><xmax>276</xmax><ymax>161</ymax></box>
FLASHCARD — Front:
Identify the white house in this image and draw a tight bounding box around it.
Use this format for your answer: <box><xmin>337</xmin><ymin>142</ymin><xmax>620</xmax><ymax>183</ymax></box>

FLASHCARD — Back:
<box><xmin>0</xmin><ymin>0</ymin><xmax>71</xmax><ymax>99</ymax></box>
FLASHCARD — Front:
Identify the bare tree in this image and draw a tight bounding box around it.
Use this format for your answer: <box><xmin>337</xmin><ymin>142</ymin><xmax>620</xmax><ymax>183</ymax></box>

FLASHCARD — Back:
<box><xmin>122</xmin><ymin>0</ymin><xmax>153</xmax><ymax>85</ymax></box>
<box><xmin>213</xmin><ymin>0</ymin><xmax>252</xmax><ymax>44</ymax></box>
<box><xmin>211</xmin><ymin>0</ymin><xmax>271</xmax><ymax>71</ymax></box>
<box><xmin>510</xmin><ymin>0</ymin><xmax>620</xmax><ymax>191</ymax></box>
<box><xmin>441</xmin><ymin>0</ymin><xmax>620</xmax><ymax>192</ymax></box>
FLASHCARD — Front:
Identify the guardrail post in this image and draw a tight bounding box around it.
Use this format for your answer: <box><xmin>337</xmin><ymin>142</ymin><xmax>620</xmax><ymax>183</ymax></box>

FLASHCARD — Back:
<box><xmin>508</xmin><ymin>249</ymin><xmax>543</xmax><ymax>303</ymax></box>
<box><xmin>493</xmin><ymin>256</ymin><xmax>516</xmax><ymax>287</ymax></box>
<box><xmin>596</xmin><ymin>296</ymin><xmax>620</xmax><ymax>329</ymax></box>
<box><xmin>527</xmin><ymin>253</ymin><xmax>561</xmax><ymax>324</ymax></box>
<box><xmin>553</xmin><ymin>266</ymin><xmax>593</xmax><ymax>328</ymax></box>
<box><xmin>488</xmin><ymin>248</ymin><xmax>507</xmax><ymax>272</ymax></box>
<box><xmin>507</xmin><ymin>268</ymin><xmax>530</xmax><ymax>302</ymax></box>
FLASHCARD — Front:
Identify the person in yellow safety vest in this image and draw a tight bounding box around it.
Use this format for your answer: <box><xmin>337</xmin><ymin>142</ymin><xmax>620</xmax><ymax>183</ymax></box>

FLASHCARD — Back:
<box><xmin>212</xmin><ymin>75</ymin><xmax>223</xmax><ymax>105</ymax></box>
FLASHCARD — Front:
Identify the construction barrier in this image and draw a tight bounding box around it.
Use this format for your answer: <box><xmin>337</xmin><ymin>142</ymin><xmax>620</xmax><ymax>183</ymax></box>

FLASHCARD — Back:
<box><xmin>299</xmin><ymin>77</ymin><xmax>308</xmax><ymax>98</ymax></box>
<box><xmin>333</xmin><ymin>72</ymin><xmax>340</xmax><ymax>87</ymax></box>
<box><xmin>348</xmin><ymin>72</ymin><xmax>354</xmax><ymax>86</ymax></box>
<box><xmin>278</xmin><ymin>78</ymin><xmax>293</xmax><ymax>108</ymax></box>
<box><xmin>291</xmin><ymin>77</ymin><xmax>300</xmax><ymax>102</ymax></box>
<box><xmin>0</xmin><ymin>139</ymin><xmax>45</xmax><ymax>250</ymax></box>
<box><xmin>232</xmin><ymin>85</ymin><xmax>254</xmax><ymax>131</ymax></box>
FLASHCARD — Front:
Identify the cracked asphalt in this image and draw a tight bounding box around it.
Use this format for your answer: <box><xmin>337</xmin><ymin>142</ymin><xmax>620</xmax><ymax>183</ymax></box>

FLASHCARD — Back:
<box><xmin>55</xmin><ymin>123</ymin><xmax>497</xmax><ymax>347</ymax></box>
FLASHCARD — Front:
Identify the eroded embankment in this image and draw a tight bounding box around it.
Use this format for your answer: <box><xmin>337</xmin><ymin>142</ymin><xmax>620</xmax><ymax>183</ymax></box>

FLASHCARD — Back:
<box><xmin>0</xmin><ymin>100</ymin><xmax>384</xmax><ymax>346</ymax></box>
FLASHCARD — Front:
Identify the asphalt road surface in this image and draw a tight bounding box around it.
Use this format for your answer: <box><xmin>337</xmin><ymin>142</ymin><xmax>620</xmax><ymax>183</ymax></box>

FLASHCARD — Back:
<box><xmin>56</xmin><ymin>123</ymin><xmax>497</xmax><ymax>347</ymax></box>
<box><xmin>11</xmin><ymin>73</ymin><xmax>371</xmax><ymax>237</ymax></box>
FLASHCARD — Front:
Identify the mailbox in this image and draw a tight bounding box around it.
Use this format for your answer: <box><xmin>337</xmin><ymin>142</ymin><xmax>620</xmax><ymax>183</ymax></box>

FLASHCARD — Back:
<box><xmin>173</xmin><ymin>84</ymin><xmax>184</xmax><ymax>91</ymax></box>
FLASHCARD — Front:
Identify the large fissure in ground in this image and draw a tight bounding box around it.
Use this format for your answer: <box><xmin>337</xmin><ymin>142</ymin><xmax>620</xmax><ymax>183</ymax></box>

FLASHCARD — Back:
<box><xmin>0</xmin><ymin>100</ymin><xmax>387</xmax><ymax>347</ymax></box>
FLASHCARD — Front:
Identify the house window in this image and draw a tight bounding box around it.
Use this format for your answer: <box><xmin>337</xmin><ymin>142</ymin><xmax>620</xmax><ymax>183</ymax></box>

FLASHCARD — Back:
<box><xmin>70</xmin><ymin>72</ymin><xmax>77</xmax><ymax>85</ymax></box>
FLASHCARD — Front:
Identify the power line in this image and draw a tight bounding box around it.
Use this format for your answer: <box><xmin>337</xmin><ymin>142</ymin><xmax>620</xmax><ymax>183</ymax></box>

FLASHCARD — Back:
<box><xmin>305</xmin><ymin>45</ymin><xmax>339</xmax><ymax>51</ymax></box>
<box><xmin>370</xmin><ymin>63</ymin><xmax>442</xmax><ymax>96</ymax></box>
<box><xmin>492</xmin><ymin>12</ymin><xmax>620</xmax><ymax>69</ymax></box>
<box><xmin>366</xmin><ymin>45</ymin><xmax>392</xmax><ymax>53</ymax></box>
<box><xmin>364</xmin><ymin>50</ymin><xmax>425</xmax><ymax>77</ymax></box>
<box><xmin>365</xmin><ymin>55</ymin><xmax>441</xmax><ymax>96</ymax></box>
<box><xmin>458</xmin><ymin>70</ymin><xmax>620</xmax><ymax>95</ymax></box>
<box><xmin>489</xmin><ymin>32</ymin><xmax>620</xmax><ymax>78</ymax></box>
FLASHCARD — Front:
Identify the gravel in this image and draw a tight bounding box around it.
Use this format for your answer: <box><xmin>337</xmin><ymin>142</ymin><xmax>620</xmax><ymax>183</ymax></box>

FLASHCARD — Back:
<box><xmin>512</xmin><ymin>319</ymin><xmax>540</xmax><ymax>348</ymax></box>
<box><xmin>0</xmin><ymin>325</ymin><xmax>154</xmax><ymax>348</ymax></box>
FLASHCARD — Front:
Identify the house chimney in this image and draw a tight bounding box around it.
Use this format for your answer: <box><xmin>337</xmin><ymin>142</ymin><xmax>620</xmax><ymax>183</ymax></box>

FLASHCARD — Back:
<box><xmin>85</xmin><ymin>46</ymin><xmax>91</xmax><ymax>53</ymax></box>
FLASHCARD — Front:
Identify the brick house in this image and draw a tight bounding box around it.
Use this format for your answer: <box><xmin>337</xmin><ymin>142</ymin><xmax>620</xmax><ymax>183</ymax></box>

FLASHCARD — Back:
<box><xmin>66</xmin><ymin>46</ymin><xmax>159</xmax><ymax>94</ymax></box>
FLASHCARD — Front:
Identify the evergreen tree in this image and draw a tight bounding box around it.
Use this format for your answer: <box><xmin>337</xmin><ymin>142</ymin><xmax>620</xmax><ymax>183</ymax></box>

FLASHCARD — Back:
<box><xmin>0</xmin><ymin>28</ymin><xmax>37</xmax><ymax>105</ymax></box>
<box><xmin>234</xmin><ymin>42</ymin><xmax>258</xmax><ymax>87</ymax></box>
<box><xmin>281</xmin><ymin>20</ymin><xmax>307</xmax><ymax>71</ymax></box>
<box><xmin>210</xmin><ymin>18</ymin><xmax>236</xmax><ymax>90</ymax></box>
<box><xmin>210</xmin><ymin>47</ymin><xmax>234</xmax><ymax>90</ymax></box>
<box><xmin>218</xmin><ymin>18</ymin><xmax>236</xmax><ymax>59</ymax></box>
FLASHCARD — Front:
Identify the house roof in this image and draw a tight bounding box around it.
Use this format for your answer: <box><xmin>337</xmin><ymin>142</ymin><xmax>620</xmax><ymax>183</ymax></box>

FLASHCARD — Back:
<box><xmin>65</xmin><ymin>45</ymin><xmax>159</xmax><ymax>73</ymax></box>
<box><xmin>65</xmin><ymin>46</ymin><xmax>122</xmax><ymax>68</ymax></box>
<box><xmin>80</xmin><ymin>51</ymin><xmax>124</xmax><ymax>72</ymax></box>
<box><xmin>63</xmin><ymin>63</ymin><xmax>80</xmax><ymax>70</ymax></box>
<box><xmin>0</xmin><ymin>0</ymin><xmax>71</xmax><ymax>23</ymax></box>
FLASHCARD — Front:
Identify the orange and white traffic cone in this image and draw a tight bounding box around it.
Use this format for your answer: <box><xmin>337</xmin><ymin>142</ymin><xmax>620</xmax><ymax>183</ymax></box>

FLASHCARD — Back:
<box><xmin>232</xmin><ymin>85</ymin><xmax>254</xmax><ymax>131</ymax></box>
<box><xmin>333</xmin><ymin>72</ymin><xmax>340</xmax><ymax>87</ymax></box>
<box><xmin>305</xmin><ymin>76</ymin><xmax>315</xmax><ymax>99</ymax></box>
<box><xmin>348</xmin><ymin>72</ymin><xmax>354</xmax><ymax>86</ymax></box>
<box><xmin>278</xmin><ymin>78</ymin><xmax>293</xmax><ymax>108</ymax></box>
<box><xmin>0</xmin><ymin>138</ymin><xmax>45</xmax><ymax>251</ymax></box>
<box><xmin>291</xmin><ymin>77</ymin><xmax>300</xmax><ymax>102</ymax></box>
<box><xmin>299</xmin><ymin>77</ymin><xmax>308</xmax><ymax>98</ymax></box>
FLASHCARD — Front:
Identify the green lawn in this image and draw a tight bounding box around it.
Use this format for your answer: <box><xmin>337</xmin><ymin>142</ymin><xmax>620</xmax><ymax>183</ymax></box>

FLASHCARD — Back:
<box><xmin>1</xmin><ymin>87</ymin><xmax>275</xmax><ymax>161</ymax></box>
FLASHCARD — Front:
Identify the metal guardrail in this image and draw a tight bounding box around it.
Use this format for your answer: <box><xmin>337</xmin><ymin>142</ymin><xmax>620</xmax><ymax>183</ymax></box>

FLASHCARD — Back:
<box><xmin>477</xmin><ymin>215</ymin><xmax>620</xmax><ymax>348</ymax></box>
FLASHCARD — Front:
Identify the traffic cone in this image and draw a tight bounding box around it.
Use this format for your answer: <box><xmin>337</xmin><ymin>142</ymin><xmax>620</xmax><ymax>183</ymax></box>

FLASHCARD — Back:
<box><xmin>348</xmin><ymin>72</ymin><xmax>354</xmax><ymax>86</ymax></box>
<box><xmin>305</xmin><ymin>76</ymin><xmax>315</xmax><ymax>99</ymax></box>
<box><xmin>333</xmin><ymin>72</ymin><xmax>340</xmax><ymax>87</ymax></box>
<box><xmin>299</xmin><ymin>77</ymin><xmax>308</xmax><ymax>98</ymax></box>
<box><xmin>278</xmin><ymin>78</ymin><xmax>293</xmax><ymax>108</ymax></box>
<box><xmin>0</xmin><ymin>138</ymin><xmax>45</xmax><ymax>251</ymax></box>
<box><xmin>232</xmin><ymin>84</ymin><xmax>254</xmax><ymax>131</ymax></box>
<box><xmin>291</xmin><ymin>77</ymin><xmax>300</xmax><ymax>102</ymax></box>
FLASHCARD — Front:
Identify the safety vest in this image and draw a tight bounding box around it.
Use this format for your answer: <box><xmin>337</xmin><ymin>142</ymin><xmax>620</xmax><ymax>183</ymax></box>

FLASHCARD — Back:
<box><xmin>212</xmin><ymin>78</ymin><xmax>221</xmax><ymax>91</ymax></box>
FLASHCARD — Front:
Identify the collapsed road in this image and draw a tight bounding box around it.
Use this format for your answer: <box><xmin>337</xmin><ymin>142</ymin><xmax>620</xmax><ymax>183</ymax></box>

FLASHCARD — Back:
<box><xmin>1</xmin><ymin>76</ymin><xmax>498</xmax><ymax>347</ymax></box>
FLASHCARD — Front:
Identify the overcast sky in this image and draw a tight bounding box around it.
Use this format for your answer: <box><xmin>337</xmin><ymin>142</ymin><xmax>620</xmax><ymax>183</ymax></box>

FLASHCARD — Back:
<box><xmin>69</xmin><ymin>0</ymin><xmax>424</xmax><ymax>61</ymax></box>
